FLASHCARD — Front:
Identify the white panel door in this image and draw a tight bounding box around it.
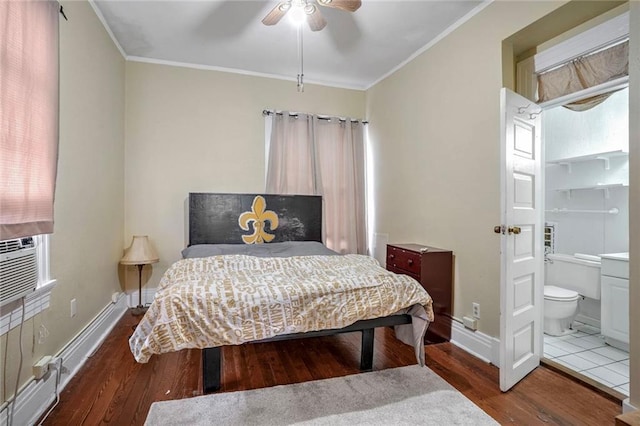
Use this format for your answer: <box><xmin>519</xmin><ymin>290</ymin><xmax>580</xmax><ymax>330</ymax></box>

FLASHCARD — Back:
<box><xmin>499</xmin><ymin>88</ymin><xmax>543</xmax><ymax>392</ymax></box>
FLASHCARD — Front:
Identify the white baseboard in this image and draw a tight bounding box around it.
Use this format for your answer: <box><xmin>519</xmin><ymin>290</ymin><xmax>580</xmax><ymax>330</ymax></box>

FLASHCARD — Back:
<box><xmin>0</xmin><ymin>293</ymin><xmax>128</xmax><ymax>426</ymax></box>
<box><xmin>575</xmin><ymin>314</ymin><xmax>600</xmax><ymax>329</ymax></box>
<box><xmin>450</xmin><ymin>319</ymin><xmax>500</xmax><ymax>366</ymax></box>
<box><xmin>623</xmin><ymin>398</ymin><xmax>637</xmax><ymax>413</ymax></box>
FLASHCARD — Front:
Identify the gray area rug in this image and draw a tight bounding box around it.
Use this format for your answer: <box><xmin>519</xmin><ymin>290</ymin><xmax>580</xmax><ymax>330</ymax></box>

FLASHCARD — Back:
<box><xmin>145</xmin><ymin>365</ymin><xmax>498</xmax><ymax>425</ymax></box>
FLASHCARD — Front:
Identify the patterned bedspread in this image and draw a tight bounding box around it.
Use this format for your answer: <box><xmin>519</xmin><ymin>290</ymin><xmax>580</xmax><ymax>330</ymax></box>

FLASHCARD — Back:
<box><xmin>129</xmin><ymin>254</ymin><xmax>434</xmax><ymax>364</ymax></box>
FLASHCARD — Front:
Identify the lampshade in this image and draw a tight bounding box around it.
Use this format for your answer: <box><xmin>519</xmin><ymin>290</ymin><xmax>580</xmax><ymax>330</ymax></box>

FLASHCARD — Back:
<box><xmin>120</xmin><ymin>235</ymin><xmax>159</xmax><ymax>265</ymax></box>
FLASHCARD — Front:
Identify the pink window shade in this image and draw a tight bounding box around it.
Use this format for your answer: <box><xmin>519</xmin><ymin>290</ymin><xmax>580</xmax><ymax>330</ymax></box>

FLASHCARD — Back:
<box><xmin>1</xmin><ymin>0</ymin><xmax>59</xmax><ymax>240</ymax></box>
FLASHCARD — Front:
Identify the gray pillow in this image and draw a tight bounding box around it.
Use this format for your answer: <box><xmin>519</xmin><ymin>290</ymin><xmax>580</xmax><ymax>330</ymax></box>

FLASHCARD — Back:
<box><xmin>182</xmin><ymin>241</ymin><xmax>339</xmax><ymax>259</ymax></box>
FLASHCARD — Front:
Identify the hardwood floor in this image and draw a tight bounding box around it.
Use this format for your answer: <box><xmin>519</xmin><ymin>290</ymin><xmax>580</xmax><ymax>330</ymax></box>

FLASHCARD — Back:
<box><xmin>41</xmin><ymin>312</ymin><xmax>622</xmax><ymax>425</ymax></box>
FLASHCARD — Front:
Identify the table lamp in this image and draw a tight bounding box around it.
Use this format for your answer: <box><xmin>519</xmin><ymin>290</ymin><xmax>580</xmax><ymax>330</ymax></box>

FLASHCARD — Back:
<box><xmin>120</xmin><ymin>235</ymin><xmax>159</xmax><ymax>315</ymax></box>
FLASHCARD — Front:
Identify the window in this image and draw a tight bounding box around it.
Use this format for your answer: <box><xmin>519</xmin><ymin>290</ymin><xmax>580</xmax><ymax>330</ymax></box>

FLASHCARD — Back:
<box><xmin>264</xmin><ymin>111</ymin><xmax>367</xmax><ymax>254</ymax></box>
<box><xmin>34</xmin><ymin>234</ymin><xmax>53</xmax><ymax>287</ymax></box>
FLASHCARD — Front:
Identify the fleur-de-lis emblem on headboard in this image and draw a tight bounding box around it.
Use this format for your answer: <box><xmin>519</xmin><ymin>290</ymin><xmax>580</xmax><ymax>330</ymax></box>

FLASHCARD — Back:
<box><xmin>238</xmin><ymin>196</ymin><xmax>279</xmax><ymax>244</ymax></box>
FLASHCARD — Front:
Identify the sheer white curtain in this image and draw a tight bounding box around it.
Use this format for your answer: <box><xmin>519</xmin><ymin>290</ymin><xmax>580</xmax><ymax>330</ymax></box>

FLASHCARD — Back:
<box><xmin>265</xmin><ymin>113</ymin><xmax>321</xmax><ymax>195</ymax></box>
<box><xmin>314</xmin><ymin>118</ymin><xmax>366</xmax><ymax>254</ymax></box>
<box><xmin>265</xmin><ymin>112</ymin><xmax>366</xmax><ymax>254</ymax></box>
<box><xmin>0</xmin><ymin>0</ymin><xmax>59</xmax><ymax>240</ymax></box>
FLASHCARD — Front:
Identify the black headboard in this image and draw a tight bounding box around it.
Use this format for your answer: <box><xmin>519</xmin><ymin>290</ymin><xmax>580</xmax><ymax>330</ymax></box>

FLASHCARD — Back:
<box><xmin>188</xmin><ymin>193</ymin><xmax>322</xmax><ymax>246</ymax></box>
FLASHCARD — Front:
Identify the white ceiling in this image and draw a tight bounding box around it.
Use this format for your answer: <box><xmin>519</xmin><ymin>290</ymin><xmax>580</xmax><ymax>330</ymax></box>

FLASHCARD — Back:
<box><xmin>92</xmin><ymin>0</ymin><xmax>486</xmax><ymax>90</ymax></box>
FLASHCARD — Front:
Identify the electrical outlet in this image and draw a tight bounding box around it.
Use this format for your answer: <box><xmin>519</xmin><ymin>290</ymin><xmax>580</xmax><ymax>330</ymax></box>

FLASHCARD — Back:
<box><xmin>70</xmin><ymin>298</ymin><xmax>77</xmax><ymax>318</ymax></box>
<box><xmin>472</xmin><ymin>302</ymin><xmax>480</xmax><ymax>319</ymax></box>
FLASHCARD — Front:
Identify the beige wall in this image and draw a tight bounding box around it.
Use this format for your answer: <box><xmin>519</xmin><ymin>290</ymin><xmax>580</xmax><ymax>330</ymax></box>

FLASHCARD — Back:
<box><xmin>628</xmin><ymin>0</ymin><xmax>639</xmax><ymax>410</ymax></box>
<box><xmin>1</xmin><ymin>0</ymin><xmax>125</xmax><ymax>403</ymax></box>
<box><xmin>124</xmin><ymin>62</ymin><xmax>365</xmax><ymax>289</ymax></box>
<box><xmin>365</xmin><ymin>1</ymin><xmax>566</xmax><ymax>338</ymax></box>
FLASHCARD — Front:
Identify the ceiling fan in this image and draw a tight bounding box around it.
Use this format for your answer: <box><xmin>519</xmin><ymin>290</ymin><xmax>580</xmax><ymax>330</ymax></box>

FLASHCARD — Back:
<box><xmin>262</xmin><ymin>0</ymin><xmax>362</xmax><ymax>32</ymax></box>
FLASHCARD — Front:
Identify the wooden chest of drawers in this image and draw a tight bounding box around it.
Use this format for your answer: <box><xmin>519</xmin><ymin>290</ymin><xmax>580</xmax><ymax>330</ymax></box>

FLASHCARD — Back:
<box><xmin>387</xmin><ymin>243</ymin><xmax>453</xmax><ymax>343</ymax></box>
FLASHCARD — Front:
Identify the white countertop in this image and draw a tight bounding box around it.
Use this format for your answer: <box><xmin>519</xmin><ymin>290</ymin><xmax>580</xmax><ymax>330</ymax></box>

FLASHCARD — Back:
<box><xmin>599</xmin><ymin>252</ymin><xmax>629</xmax><ymax>262</ymax></box>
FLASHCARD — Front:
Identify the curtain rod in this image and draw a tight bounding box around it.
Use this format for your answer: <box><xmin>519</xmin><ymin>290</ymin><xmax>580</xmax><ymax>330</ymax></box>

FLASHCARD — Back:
<box><xmin>263</xmin><ymin>110</ymin><xmax>368</xmax><ymax>125</ymax></box>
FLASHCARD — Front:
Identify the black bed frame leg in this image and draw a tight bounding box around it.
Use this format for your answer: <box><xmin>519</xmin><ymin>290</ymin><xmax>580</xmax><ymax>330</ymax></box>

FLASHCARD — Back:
<box><xmin>202</xmin><ymin>347</ymin><xmax>222</xmax><ymax>393</ymax></box>
<box><xmin>360</xmin><ymin>328</ymin><xmax>374</xmax><ymax>371</ymax></box>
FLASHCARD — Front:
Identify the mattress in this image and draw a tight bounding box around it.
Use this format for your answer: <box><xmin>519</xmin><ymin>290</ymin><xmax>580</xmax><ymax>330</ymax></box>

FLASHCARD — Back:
<box><xmin>129</xmin><ymin>252</ymin><xmax>433</xmax><ymax>365</ymax></box>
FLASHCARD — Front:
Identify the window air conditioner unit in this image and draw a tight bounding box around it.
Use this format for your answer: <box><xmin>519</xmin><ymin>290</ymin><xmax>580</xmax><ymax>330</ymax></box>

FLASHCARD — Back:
<box><xmin>0</xmin><ymin>237</ymin><xmax>37</xmax><ymax>307</ymax></box>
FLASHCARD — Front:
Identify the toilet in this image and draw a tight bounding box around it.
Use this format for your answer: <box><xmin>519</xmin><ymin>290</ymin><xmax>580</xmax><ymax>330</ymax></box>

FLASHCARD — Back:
<box><xmin>543</xmin><ymin>253</ymin><xmax>601</xmax><ymax>336</ymax></box>
<box><xmin>544</xmin><ymin>285</ymin><xmax>581</xmax><ymax>336</ymax></box>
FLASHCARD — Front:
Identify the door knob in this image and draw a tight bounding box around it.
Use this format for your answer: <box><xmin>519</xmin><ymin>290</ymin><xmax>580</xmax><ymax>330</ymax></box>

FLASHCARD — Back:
<box><xmin>508</xmin><ymin>226</ymin><xmax>521</xmax><ymax>235</ymax></box>
<box><xmin>494</xmin><ymin>225</ymin><xmax>504</xmax><ymax>234</ymax></box>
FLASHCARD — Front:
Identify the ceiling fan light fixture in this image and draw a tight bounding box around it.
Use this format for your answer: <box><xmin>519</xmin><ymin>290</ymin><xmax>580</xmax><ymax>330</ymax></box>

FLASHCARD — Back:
<box><xmin>288</xmin><ymin>3</ymin><xmax>306</xmax><ymax>26</ymax></box>
<box><xmin>261</xmin><ymin>0</ymin><xmax>361</xmax><ymax>91</ymax></box>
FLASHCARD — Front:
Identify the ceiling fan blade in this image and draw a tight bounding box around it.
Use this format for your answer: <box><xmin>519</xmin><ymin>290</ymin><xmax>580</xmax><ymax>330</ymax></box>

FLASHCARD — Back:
<box><xmin>305</xmin><ymin>4</ymin><xmax>327</xmax><ymax>32</ymax></box>
<box><xmin>262</xmin><ymin>1</ymin><xmax>291</xmax><ymax>26</ymax></box>
<box><xmin>317</xmin><ymin>0</ymin><xmax>361</xmax><ymax>12</ymax></box>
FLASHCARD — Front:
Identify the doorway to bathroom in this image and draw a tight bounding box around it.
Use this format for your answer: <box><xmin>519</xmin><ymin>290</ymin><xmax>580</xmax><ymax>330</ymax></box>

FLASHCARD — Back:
<box><xmin>541</xmin><ymin>86</ymin><xmax>630</xmax><ymax>398</ymax></box>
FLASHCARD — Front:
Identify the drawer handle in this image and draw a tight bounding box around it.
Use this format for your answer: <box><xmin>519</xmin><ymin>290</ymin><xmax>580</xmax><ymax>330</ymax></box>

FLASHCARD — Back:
<box><xmin>407</xmin><ymin>259</ymin><xmax>413</xmax><ymax>265</ymax></box>
<box><xmin>389</xmin><ymin>254</ymin><xmax>395</xmax><ymax>259</ymax></box>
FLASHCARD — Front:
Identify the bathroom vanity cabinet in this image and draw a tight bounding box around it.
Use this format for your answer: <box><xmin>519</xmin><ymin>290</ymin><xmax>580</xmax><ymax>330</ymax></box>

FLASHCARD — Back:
<box><xmin>600</xmin><ymin>253</ymin><xmax>629</xmax><ymax>351</ymax></box>
<box><xmin>386</xmin><ymin>243</ymin><xmax>453</xmax><ymax>343</ymax></box>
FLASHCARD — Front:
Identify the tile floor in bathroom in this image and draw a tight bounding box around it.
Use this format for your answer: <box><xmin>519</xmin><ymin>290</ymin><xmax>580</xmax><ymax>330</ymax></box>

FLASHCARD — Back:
<box><xmin>543</xmin><ymin>321</ymin><xmax>629</xmax><ymax>396</ymax></box>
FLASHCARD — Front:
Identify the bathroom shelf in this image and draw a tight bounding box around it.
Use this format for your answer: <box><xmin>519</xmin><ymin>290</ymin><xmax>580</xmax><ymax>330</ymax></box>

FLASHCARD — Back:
<box><xmin>546</xmin><ymin>149</ymin><xmax>628</xmax><ymax>172</ymax></box>
<box><xmin>553</xmin><ymin>183</ymin><xmax>628</xmax><ymax>199</ymax></box>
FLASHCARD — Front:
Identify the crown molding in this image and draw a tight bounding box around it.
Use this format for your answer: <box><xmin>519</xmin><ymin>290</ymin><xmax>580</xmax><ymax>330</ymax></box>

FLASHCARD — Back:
<box><xmin>126</xmin><ymin>56</ymin><xmax>366</xmax><ymax>91</ymax></box>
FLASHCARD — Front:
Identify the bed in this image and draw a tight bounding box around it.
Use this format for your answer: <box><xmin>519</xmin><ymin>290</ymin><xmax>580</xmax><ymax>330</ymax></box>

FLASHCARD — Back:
<box><xmin>129</xmin><ymin>193</ymin><xmax>433</xmax><ymax>393</ymax></box>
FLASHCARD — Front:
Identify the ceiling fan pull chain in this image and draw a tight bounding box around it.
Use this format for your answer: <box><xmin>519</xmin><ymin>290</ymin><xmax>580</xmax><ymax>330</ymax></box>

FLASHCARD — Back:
<box><xmin>297</xmin><ymin>26</ymin><xmax>304</xmax><ymax>93</ymax></box>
